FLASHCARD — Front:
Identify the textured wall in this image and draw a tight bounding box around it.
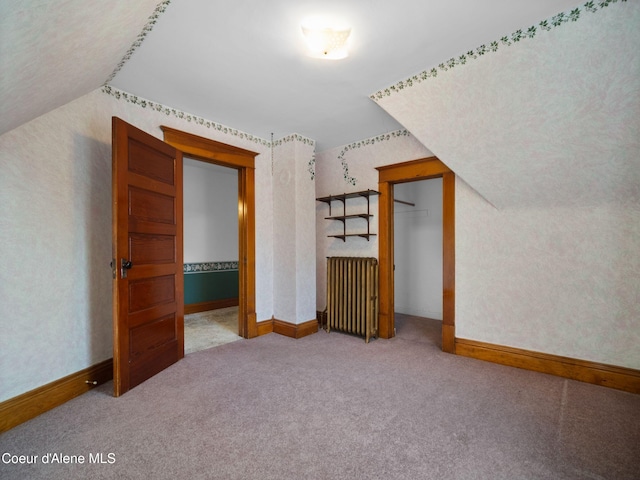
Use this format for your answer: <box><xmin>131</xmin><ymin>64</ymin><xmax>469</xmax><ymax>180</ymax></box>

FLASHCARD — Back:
<box><xmin>455</xmin><ymin>179</ymin><xmax>640</xmax><ymax>367</ymax></box>
<box><xmin>373</xmin><ymin>2</ymin><xmax>640</xmax><ymax>210</ymax></box>
<box><xmin>315</xmin><ymin>132</ymin><xmax>433</xmax><ymax>311</ymax></box>
<box><xmin>0</xmin><ymin>87</ymin><xmax>274</xmax><ymax>402</ymax></box>
<box><xmin>372</xmin><ymin>2</ymin><xmax>640</xmax><ymax>368</ymax></box>
<box><xmin>0</xmin><ymin>91</ymin><xmax>113</xmax><ymax>402</ymax></box>
<box><xmin>0</xmin><ymin>0</ymin><xmax>165</xmax><ymax>135</ymax></box>
<box><xmin>295</xmin><ymin>141</ymin><xmax>318</xmax><ymax>323</ymax></box>
<box><xmin>273</xmin><ymin>140</ymin><xmax>297</xmax><ymax>322</ymax></box>
<box><xmin>273</xmin><ymin>137</ymin><xmax>317</xmax><ymax>324</ymax></box>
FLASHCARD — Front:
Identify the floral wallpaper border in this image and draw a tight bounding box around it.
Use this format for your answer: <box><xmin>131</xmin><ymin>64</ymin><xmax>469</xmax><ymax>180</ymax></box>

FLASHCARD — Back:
<box><xmin>370</xmin><ymin>0</ymin><xmax>628</xmax><ymax>101</ymax></box>
<box><xmin>184</xmin><ymin>261</ymin><xmax>238</xmax><ymax>273</ymax></box>
<box><xmin>273</xmin><ymin>133</ymin><xmax>317</xmax><ymax>180</ymax></box>
<box><xmin>104</xmin><ymin>0</ymin><xmax>173</xmax><ymax>85</ymax></box>
<box><xmin>102</xmin><ymin>85</ymin><xmax>271</xmax><ymax>147</ymax></box>
<box><xmin>272</xmin><ymin>133</ymin><xmax>315</xmax><ymax>148</ymax></box>
<box><xmin>97</xmin><ymin>0</ymin><xmax>629</xmax><ymax>186</ymax></box>
<box><xmin>338</xmin><ymin>129</ymin><xmax>412</xmax><ymax>185</ymax></box>
<box><xmin>101</xmin><ymin>85</ymin><xmax>317</xmax><ymax>180</ymax></box>
<box><xmin>308</xmin><ymin>152</ymin><xmax>316</xmax><ymax>181</ymax></box>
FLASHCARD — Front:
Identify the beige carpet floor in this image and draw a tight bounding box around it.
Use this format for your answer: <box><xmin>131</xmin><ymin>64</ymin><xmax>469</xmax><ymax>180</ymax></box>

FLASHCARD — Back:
<box><xmin>3</xmin><ymin>314</ymin><xmax>639</xmax><ymax>479</ymax></box>
<box><xmin>184</xmin><ymin>306</ymin><xmax>243</xmax><ymax>354</ymax></box>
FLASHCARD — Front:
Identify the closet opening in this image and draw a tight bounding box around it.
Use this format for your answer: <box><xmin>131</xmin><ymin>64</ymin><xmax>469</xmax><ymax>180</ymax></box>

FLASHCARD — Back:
<box><xmin>376</xmin><ymin>157</ymin><xmax>455</xmax><ymax>353</ymax></box>
<box><xmin>393</xmin><ymin>178</ymin><xmax>443</xmax><ymax>348</ymax></box>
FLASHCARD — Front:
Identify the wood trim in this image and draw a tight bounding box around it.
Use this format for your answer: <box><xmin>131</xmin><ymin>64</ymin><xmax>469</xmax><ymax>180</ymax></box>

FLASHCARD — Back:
<box><xmin>0</xmin><ymin>359</ymin><xmax>113</xmax><ymax>433</ymax></box>
<box><xmin>377</xmin><ymin>180</ymin><xmax>394</xmax><ymax>339</ymax></box>
<box><xmin>160</xmin><ymin>126</ymin><xmax>258</xmax><ymax>340</ymax></box>
<box><xmin>184</xmin><ymin>298</ymin><xmax>239</xmax><ymax>315</ymax></box>
<box><xmin>273</xmin><ymin>318</ymin><xmax>319</xmax><ymax>339</ymax></box>
<box><xmin>241</xmin><ymin>166</ymin><xmax>258</xmax><ymax>339</ymax></box>
<box><xmin>377</xmin><ymin>156</ymin><xmax>450</xmax><ymax>183</ymax></box>
<box><xmin>257</xmin><ymin>318</ymin><xmax>274</xmax><ymax>336</ymax></box>
<box><xmin>441</xmin><ymin>171</ymin><xmax>455</xmax><ymax>353</ymax></box>
<box><xmin>160</xmin><ymin>126</ymin><xmax>258</xmax><ymax>168</ymax></box>
<box><xmin>455</xmin><ymin>338</ymin><xmax>640</xmax><ymax>394</ymax></box>
<box><xmin>296</xmin><ymin>319</ymin><xmax>320</xmax><ymax>339</ymax></box>
<box><xmin>376</xmin><ymin>157</ymin><xmax>455</xmax><ymax>349</ymax></box>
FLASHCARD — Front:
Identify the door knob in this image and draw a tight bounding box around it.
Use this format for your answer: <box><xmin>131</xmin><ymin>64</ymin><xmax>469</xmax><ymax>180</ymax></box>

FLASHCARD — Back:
<box><xmin>121</xmin><ymin>258</ymin><xmax>133</xmax><ymax>278</ymax></box>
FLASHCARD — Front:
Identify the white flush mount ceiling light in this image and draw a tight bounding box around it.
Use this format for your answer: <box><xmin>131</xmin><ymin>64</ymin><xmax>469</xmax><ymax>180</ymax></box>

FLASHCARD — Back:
<box><xmin>301</xmin><ymin>17</ymin><xmax>351</xmax><ymax>60</ymax></box>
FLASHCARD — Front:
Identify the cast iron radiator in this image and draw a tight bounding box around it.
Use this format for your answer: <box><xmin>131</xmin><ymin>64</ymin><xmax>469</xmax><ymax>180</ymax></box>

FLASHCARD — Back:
<box><xmin>326</xmin><ymin>256</ymin><xmax>379</xmax><ymax>343</ymax></box>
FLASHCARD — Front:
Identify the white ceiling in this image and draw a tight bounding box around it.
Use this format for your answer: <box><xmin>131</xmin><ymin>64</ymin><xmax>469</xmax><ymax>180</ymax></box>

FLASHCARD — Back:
<box><xmin>2</xmin><ymin>0</ymin><xmax>583</xmax><ymax>151</ymax></box>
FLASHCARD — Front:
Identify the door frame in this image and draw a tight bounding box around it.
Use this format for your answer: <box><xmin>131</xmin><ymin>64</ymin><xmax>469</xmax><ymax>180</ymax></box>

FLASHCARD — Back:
<box><xmin>376</xmin><ymin>157</ymin><xmax>455</xmax><ymax>353</ymax></box>
<box><xmin>161</xmin><ymin>126</ymin><xmax>259</xmax><ymax>339</ymax></box>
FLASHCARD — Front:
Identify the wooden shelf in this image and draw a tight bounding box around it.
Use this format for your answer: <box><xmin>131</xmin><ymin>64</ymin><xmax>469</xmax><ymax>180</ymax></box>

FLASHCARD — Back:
<box><xmin>317</xmin><ymin>190</ymin><xmax>380</xmax><ymax>242</ymax></box>
<box><xmin>329</xmin><ymin>234</ymin><xmax>377</xmax><ymax>241</ymax></box>
<box><xmin>324</xmin><ymin>214</ymin><xmax>373</xmax><ymax>221</ymax></box>
<box><xmin>316</xmin><ymin>189</ymin><xmax>380</xmax><ymax>204</ymax></box>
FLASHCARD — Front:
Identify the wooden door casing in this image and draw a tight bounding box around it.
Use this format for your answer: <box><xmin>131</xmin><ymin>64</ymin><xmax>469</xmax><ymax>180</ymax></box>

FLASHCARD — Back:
<box><xmin>160</xmin><ymin>125</ymin><xmax>258</xmax><ymax>339</ymax></box>
<box><xmin>376</xmin><ymin>157</ymin><xmax>455</xmax><ymax>352</ymax></box>
<box><xmin>112</xmin><ymin>117</ymin><xmax>184</xmax><ymax>396</ymax></box>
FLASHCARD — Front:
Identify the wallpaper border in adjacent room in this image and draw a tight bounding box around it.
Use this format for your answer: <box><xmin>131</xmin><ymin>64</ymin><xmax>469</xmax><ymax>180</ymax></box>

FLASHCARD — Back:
<box><xmin>184</xmin><ymin>261</ymin><xmax>239</xmax><ymax>273</ymax></box>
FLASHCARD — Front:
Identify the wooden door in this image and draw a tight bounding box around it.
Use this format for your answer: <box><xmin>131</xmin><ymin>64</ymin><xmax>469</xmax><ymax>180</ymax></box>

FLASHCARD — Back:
<box><xmin>112</xmin><ymin>117</ymin><xmax>184</xmax><ymax>397</ymax></box>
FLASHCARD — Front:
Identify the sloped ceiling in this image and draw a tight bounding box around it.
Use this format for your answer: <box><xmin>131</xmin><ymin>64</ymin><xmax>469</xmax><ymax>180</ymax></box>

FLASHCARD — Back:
<box><xmin>4</xmin><ymin>1</ymin><xmax>635</xmax><ymax>209</ymax></box>
<box><xmin>0</xmin><ymin>0</ymin><xmax>162</xmax><ymax>136</ymax></box>
<box><xmin>373</xmin><ymin>1</ymin><xmax>640</xmax><ymax>209</ymax></box>
<box><xmin>3</xmin><ymin>0</ymin><xmax>582</xmax><ymax>151</ymax></box>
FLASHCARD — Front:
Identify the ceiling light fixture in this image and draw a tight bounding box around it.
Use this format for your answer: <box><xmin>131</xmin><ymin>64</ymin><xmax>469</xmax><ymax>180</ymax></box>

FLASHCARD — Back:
<box><xmin>301</xmin><ymin>19</ymin><xmax>351</xmax><ymax>60</ymax></box>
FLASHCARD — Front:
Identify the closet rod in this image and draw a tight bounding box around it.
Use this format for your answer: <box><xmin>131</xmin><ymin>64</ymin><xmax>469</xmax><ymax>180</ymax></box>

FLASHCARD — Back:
<box><xmin>394</xmin><ymin>199</ymin><xmax>415</xmax><ymax>207</ymax></box>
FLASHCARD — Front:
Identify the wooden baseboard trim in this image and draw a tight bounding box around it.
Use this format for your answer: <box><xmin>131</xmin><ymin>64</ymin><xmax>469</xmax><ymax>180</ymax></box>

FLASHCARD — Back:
<box><xmin>455</xmin><ymin>338</ymin><xmax>640</xmax><ymax>394</ymax></box>
<box><xmin>273</xmin><ymin>318</ymin><xmax>319</xmax><ymax>339</ymax></box>
<box><xmin>255</xmin><ymin>318</ymin><xmax>318</xmax><ymax>338</ymax></box>
<box><xmin>0</xmin><ymin>359</ymin><xmax>114</xmax><ymax>433</ymax></box>
<box><xmin>184</xmin><ymin>298</ymin><xmax>239</xmax><ymax>315</ymax></box>
<box><xmin>257</xmin><ymin>318</ymin><xmax>274</xmax><ymax>336</ymax></box>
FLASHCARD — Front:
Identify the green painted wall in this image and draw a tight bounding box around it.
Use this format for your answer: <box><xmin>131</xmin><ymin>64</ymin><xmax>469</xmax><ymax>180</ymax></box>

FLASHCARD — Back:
<box><xmin>184</xmin><ymin>271</ymin><xmax>238</xmax><ymax>304</ymax></box>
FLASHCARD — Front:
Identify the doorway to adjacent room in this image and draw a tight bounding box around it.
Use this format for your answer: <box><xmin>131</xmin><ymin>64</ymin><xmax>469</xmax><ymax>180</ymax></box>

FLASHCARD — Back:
<box><xmin>183</xmin><ymin>158</ymin><xmax>242</xmax><ymax>353</ymax></box>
